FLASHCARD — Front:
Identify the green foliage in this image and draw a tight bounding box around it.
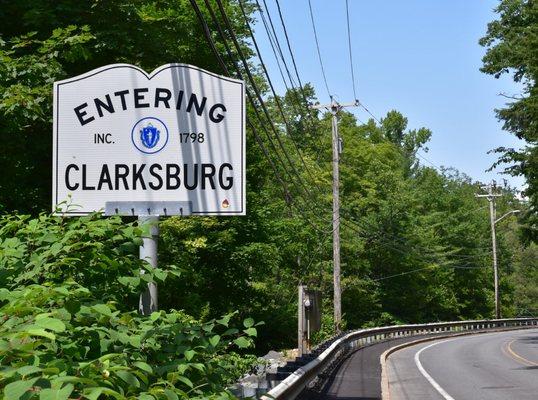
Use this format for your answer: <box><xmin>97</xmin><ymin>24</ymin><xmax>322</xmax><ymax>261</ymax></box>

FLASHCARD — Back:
<box><xmin>0</xmin><ymin>214</ymin><xmax>258</xmax><ymax>399</ymax></box>
<box><xmin>381</xmin><ymin>110</ymin><xmax>431</xmax><ymax>175</ymax></box>
<box><xmin>310</xmin><ymin>109</ymin><xmax>500</xmax><ymax>326</ymax></box>
<box><xmin>0</xmin><ymin>0</ymin><xmax>533</xmax><ymax>363</ymax></box>
<box><xmin>480</xmin><ymin>0</ymin><xmax>538</xmax><ymax>242</ymax></box>
<box><xmin>0</xmin><ymin>24</ymin><xmax>95</xmax><ymax>213</ymax></box>
<box><xmin>310</xmin><ymin>299</ymin><xmax>345</xmax><ymax>344</ymax></box>
<box><xmin>0</xmin><ymin>25</ymin><xmax>94</xmax><ymax>126</ymax></box>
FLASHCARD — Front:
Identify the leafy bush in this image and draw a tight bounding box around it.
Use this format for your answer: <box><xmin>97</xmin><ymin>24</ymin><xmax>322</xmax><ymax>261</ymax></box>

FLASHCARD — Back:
<box><xmin>0</xmin><ymin>213</ymin><xmax>259</xmax><ymax>399</ymax></box>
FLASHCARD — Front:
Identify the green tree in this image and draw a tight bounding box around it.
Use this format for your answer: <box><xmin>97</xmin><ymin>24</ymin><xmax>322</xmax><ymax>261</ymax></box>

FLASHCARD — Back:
<box><xmin>0</xmin><ymin>0</ymin><xmax>251</xmax><ymax>214</ymax></box>
<box><xmin>480</xmin><ymin>0</ymin><xmax>538</xmax><ymax>242</ymax></box>
<box><xmin>381</xmin><ymin>110</ymin><xmax>431</xmax><ymax>175</ymax></box>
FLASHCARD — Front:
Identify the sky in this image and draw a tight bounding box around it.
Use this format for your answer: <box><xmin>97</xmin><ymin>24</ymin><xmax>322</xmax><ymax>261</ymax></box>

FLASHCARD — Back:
<box><xmin>252</xmin><ymin>0</ymin><xmax>526</xmax><ymax>192</ymax></box>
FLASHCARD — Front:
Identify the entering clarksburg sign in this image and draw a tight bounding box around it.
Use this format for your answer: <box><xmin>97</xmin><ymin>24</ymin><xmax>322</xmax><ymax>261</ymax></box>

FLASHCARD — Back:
<box><xmin>53</xmin><ymin>64</ymin><xmax>245</xmax><ymax>216</ymax></box>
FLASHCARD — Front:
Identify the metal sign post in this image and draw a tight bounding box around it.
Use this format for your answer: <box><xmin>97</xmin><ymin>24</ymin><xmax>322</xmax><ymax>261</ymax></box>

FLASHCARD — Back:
<box><xmin>139</xmin><ymin>215</ymin><xmax>158</xmax><ymax>315</ymax></box>
<box><xmin>105</xmin><ymin>201</ymin><xmax>192</xmax><ymax>315</ymax></box>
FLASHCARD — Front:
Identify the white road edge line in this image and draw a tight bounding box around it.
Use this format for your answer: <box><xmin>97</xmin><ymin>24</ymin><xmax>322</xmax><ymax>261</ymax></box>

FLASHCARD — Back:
<box><xmin>414</xmin><ymin>339</ymin><xmax>456</xmax><ymax>400</ymax></box>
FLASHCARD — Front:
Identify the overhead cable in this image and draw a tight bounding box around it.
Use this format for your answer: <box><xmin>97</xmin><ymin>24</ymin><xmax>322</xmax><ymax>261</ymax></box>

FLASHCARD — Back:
<box><xmin>307</xmin><ymin>0</ymin><xmax>332</xmax><ymax>99</ymax></box>
<box><xmin>345</xmin><ymin>0</ymin><xmax>358</xmax><ymax>101</ymax></box>
<box><xmin>190</xmin><ymin>0</ymin><xmax>491</xmax><ymax>269</ymax></box>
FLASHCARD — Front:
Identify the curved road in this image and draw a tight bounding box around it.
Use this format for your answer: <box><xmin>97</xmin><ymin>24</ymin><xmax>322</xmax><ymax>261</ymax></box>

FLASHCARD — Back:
<box><xmin>318</xmin><ymin>333</ymin><xmax>443</xmax><ymax>399</ymax></box>
<box><xmin>387</xmin><ymin>328</ymin><xmax>538</xmax><ymax>400</ymax></box>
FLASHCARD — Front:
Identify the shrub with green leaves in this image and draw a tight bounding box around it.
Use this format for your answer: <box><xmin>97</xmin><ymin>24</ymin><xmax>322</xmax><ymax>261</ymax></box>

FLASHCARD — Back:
<box><xmin>0</xmin><ymin>214</ymin><xmax>259</xmax><ymax>399</ymax></box>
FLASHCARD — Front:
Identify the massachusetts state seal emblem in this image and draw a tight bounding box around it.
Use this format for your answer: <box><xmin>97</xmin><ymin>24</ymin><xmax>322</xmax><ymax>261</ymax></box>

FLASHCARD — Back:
<box><xmin>131</xmin><ymin>117</ymin><xmax>169</xmax><ymax>154</ymax></box>
<box><xmin>140</xmin><ymin>123</ymin><xmax>160</xmax><ymax>149</ymax></box>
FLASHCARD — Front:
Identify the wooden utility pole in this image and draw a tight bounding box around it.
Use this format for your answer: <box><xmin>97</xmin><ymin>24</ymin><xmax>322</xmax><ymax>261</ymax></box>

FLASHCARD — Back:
<box><xmin>476</xmin><ymin>181</ymin><xmax>502</xmax><ymax>319</ymax></box>
<box><xmin>310</xmin><ymin>99</ymin><xmax>358</xmax><ymax>333</ymax></box>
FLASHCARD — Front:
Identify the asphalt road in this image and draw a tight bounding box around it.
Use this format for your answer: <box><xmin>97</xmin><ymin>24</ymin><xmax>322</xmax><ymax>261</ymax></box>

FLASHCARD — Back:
<box><xmin>387</xmin><ymin>328</ymin><xmax>538</xmax><ymax>400</ymax></box>
<box><xmin>319</xmin><ymin>333</ymin><xmax>442</xmax><ymax>400</ymax></box>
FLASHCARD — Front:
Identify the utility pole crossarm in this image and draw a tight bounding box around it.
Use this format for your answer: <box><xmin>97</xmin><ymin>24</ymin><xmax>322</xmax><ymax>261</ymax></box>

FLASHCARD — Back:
<box><xmin>338</xmin><ymin>100</ymin><xmax>360</xmax><ymax>108</ymax></box>
<box><xmin>309</xmin><ymin>103</ymin><xmax>329</xmax><ymax>110</ymax></box>
<box><xmin>309</xmin><ymin>100</ymin><xmax>359</xmax><ymax>111</ymax></box>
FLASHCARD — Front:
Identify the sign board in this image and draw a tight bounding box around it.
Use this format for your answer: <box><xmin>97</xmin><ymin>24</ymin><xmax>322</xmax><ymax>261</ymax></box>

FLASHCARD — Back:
<box><xmin>53</xmin><ymin>64</ymin><xmax>245</xmax><ymax>215</ymax></box>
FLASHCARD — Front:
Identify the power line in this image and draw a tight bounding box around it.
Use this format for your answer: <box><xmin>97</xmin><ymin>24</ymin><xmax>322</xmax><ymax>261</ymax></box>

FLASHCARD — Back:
<box><xmin>307</xmin><ymin>0</ymin><xmax>332</xmax><ymax>99</ymax></box>
<box><xmin>312</xmin><ymin>2</ymin><xmax>446</xmax><ymax>176</ymax></box>
<box><xmin>190</xmin><ymin>0</ymin><xmax>293</xmax><ymax>200</ymax></box>
<box><xmin>190</xmin><ymin>0</ymin><xmax>492</xmax><ymax>277</ymax></box>
<box><xmin>337</xmin><ymin>210</ymin><xmax>491</xmax><ymax>264</ymax></box>
<box><xmin>230</xmin><ymin>0</ymin><xmax>348</xmax><ymax>219</ymax></box>
<box><xmin>339</xmin><ymin>204</ymin><xmax>493</xmax><ymax>261</ymax></box>
<box><xmin>302</xmin><ymin>220</ymin><xmax>337</xmax><ymax>279</ymax></box>
<box><xmin>274</xmin><ymin>0</ymin><xmax>308</xmax><ymax>99</ymax></box>
<box><xmin>372</xmin><ymin>264</ymin><xmax>488</xmax><ymax>282</ymax></box>
<box><xmin>292</xmin><ymin>211</ymin><xmax>493</xmax><ymax>285</ymax></box>
<box><xmin>209</xmin><ymin>0</ymin><xmax>317</xmax><ymax>201</ymax></box>
<box><xmin>213</xmin><ymin>0</ymin><xmax>353</xmax><ymax>243</ymax></box>
<box><xmin>191</xmin><ymin>0</ymin><xmax>337</xmax><ymax>240</ymax></box>
<box><xmin>258</xmin><ymin>0</ymin><xmax>298</xmax><ymax>88</ymax></box>
<box><xmin>256</xmin><ymin>0</ymin><xmax>323</xmax><ymax>144</ymax></box>
<box><xmin>345</xmin><ymin>0</ymin><xmax>358</xmax><ymax>101</ymax></box>
<box><xmin>358</xmin><ymin>101</ymin><xmax>381</xmax><ymax>124</ymax></box>
<box><xmin>257</xmin><ymin>3</ymin><xmax>293</xmax><ymax>92</ymax></box>
<box><xmin>217</xmin><ymin>0</ymin><xmax>342</xmax><ymax>213</ymax></box>
<box><xmin>197</xmin><ymin>0</ymin><xmax>467</xmax><ymax>268</ymax></box>
<box><xmin>262</xmin><ymin>0</ymin><xmax>327</xmax><ymax>155</ymax></box>
<box><xmin>416</xmin><ymin>151</ymin><xmax>445</xmax><ymax>171</ymax></box>
<box><xmin>189</xmin><ymin>0</ymin><xmax>293</xmax><ymax>203</ymax></box>
<box><xmin>236</xmin><ymin>0</ymin><xmax>321</xmax><ymax>185</ymax></box>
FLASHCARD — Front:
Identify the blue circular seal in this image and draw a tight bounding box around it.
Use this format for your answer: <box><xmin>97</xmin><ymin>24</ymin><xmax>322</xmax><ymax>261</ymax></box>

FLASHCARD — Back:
<box><xmin>131</xmin><ymin>117</ymin><xmax>169</xmax><ymax>154</ymax></box>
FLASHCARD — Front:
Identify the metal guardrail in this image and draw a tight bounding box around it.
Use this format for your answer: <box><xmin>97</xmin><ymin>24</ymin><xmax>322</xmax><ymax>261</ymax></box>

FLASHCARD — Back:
<box><xmin>262</xmin><ymin>317</ymin><xmax>538</xmax><ymax>399</ymax></box>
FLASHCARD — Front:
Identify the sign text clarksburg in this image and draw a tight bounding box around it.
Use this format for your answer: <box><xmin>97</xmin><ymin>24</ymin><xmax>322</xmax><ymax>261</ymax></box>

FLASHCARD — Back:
<box><xmin>53</xmin><ymin>64</ymin><xmax>245</xmax><ymax>215</ymax></box>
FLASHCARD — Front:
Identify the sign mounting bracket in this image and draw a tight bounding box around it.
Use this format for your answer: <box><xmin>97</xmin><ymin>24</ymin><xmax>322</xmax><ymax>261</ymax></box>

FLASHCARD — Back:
<box><xmin>104</xmin><ymin>201</ymin><xmax>192</xmax><ymax>217</ymax></box>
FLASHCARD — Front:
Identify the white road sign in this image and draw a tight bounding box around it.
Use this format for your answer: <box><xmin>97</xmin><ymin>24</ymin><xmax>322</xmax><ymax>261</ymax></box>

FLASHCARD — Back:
<box><xmin>53</xmin><ymin>64</ymin><xmax>245</xmax><ymax>215</ymax></box>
